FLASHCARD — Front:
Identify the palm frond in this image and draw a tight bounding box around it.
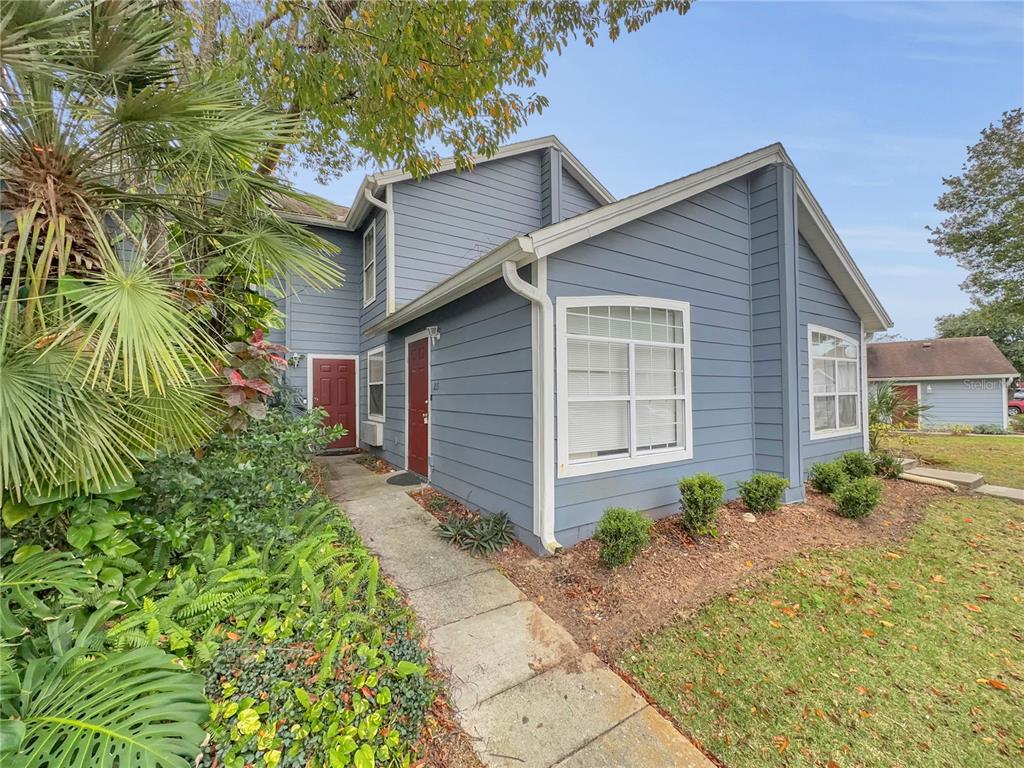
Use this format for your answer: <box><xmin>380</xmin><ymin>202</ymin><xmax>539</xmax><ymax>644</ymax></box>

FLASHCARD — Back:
<box><xmin>10</xmin><ymin>646</ymin><xmax>207</xmax><ymax>768</ymax></box>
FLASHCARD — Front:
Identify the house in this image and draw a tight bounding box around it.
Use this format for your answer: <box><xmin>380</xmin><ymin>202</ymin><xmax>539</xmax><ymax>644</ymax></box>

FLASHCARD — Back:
<box><xmin>274</xmin><ymin>136</ymin><xmax>891</xmax><ymax>553</ymax></box>
<box><xmin>867</xmin><ymin>337</ymin><xmax>1018</xmax><ymax>430</ymax></box>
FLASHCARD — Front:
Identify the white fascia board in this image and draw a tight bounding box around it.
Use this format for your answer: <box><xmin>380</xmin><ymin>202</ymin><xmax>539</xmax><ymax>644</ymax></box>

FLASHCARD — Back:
<box><xmin>794</xmin><ymin>175</ymin><xmax>892</xmax><ymax>333</ymax></box>
<box><xmin>368</xmin><ymin>135</ymin><xmax>615</xmax><ymax>206</ymax></box>
<box><xmin>363</xmin><ymin>236</ymin><xmax>534</xmax><ymax>336</ymax></box>
<box><xmin>529</xmin><ymin>143</ymin><xmax>791</xmax><ymax>258</ymax></box>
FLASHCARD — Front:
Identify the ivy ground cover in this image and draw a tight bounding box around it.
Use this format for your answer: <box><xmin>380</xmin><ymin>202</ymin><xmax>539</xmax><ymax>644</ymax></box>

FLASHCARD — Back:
<box><xmin>623</xmin><ymin>496</ymin><xmax>1023</xmax><ymax>767</ymax></box>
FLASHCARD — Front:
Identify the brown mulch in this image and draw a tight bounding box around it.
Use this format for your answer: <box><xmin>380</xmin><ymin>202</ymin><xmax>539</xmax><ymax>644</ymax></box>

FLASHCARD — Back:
<box><xmin>418</xmin><ymin>687</ymin><xmax>485</xmax><ymax>768</ymax></box>
<box><xmin>409</xmin><ymin>486</ymin><xmax>477</xmax><ymax>524</ymax></box>
<box><xmin>489</xmin><ymin>480</ymin><xmax>950</xmax><ymax>659</ymax></box>
<box><xmin>354</xmin><ymin>451</ymin><xmax>395</xmax><ymax>474</ymax></box>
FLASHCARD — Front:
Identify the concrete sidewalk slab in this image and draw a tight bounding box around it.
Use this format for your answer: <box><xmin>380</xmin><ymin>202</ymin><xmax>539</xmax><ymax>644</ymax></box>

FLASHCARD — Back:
<box><xmin>902</xmin><ymin>466</ymin><xmax>985</xmax><ymax>490</ymax></box>
<box><xmin>464</xmin><ymin>654</ymin><xmax>645</xmax><ymax>768</ymax></box>
<box><xmin>324</xmin><ymin>454</ymin><xmax>714</xmax><ymax>768</ymax></box>
<box><xmin>407</xmin><ymin>569</ymin><xmax>524</xmax><ymax>631</ymax></box>
<box><xmin>554</xmin><ymin>706</ymin><xmax>710</xmax><ymax>768</ymax></box>
<box><xmin>975</xmin><ymin>484</ymin><xmax>1024</xmax><ymax>505</ymax></box>
<box><xmin>430</xmin><ymin>600</ymin><xmax>578</xmax><ymax>710</ymax></box>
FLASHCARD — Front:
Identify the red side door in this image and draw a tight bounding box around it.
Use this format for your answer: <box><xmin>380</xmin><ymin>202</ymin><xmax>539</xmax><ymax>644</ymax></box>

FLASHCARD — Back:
<box><xmin>311</xmin><ymin>358</ymin><xmax>357</xmax><ymax>449</ymax></box>
<box><xmin>407</xmin><ymin>338</ymin><xmax>430</xmax><ymax>476</ymax></box>
<box><xmin>893</xmin><ymin>384</ymin><xmax>919</xmax><ymax>429</ymax></box>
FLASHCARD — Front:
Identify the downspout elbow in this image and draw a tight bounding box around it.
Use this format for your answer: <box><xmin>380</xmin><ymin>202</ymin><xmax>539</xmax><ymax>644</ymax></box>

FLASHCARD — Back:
<box><xmin>501</xmin><ymin>260</ymin><xmax>562</xmax><ymax>555</ymax></box>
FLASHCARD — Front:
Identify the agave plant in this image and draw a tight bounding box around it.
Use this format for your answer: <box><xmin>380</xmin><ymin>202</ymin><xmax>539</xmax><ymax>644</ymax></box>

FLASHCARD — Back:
<box><xmin>0</xmin><ymin>0</ymin><xmax>342</xmax><ymax>503</ymax></box>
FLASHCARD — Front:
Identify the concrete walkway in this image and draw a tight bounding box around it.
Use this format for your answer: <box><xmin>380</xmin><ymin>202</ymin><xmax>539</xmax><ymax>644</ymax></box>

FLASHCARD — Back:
<box><xmin>318</xmin><ymin>455</ymin><xmax>712</xmax><ymax>768</ymax></box>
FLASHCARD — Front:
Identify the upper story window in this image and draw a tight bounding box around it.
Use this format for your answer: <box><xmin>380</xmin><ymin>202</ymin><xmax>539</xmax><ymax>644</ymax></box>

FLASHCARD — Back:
<box><xmin>367</xmin><ymin>345</ymin><xmax>385</xmax><ymax>421</ymax></box>
<box><xmin>809</xmin><ymin>325</ymin><xmax>861</xmax><ymax>439</ymax></box>
<box><xmin>362</xmin><ymin>221</ymin><xmax>376</xmax><ymax>307</ymax></box>
<box><xmin>556</xmin><ymin>297</ymin><xmax>693</xmax><ymax>478</ymax></box>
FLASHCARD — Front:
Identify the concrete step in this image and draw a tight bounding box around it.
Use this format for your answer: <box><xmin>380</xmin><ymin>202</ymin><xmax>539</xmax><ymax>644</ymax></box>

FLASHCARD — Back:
<box><xmin>903</xmin><ymin>466</ymin><xmax>985</xmax><ymax>490</ymax></box>
<box><xmin>974</xmin><ymin>484</ymin><xmax>1024</xmax><ymax>505</ymax></box>
<box><xmin>899</xmin><ymin>457</ymin><xmax>918</xmax><ymax>471</ymax></box>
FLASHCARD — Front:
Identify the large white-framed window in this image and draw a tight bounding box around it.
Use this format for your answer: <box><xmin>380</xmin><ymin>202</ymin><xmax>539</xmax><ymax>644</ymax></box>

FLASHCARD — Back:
<box><xmin>362</xmin><ymin>221</ymin><xmax>377</xmax><ymax>307</ymax></box>
<box><xmin>556</xmin><ymin>296</ymin><xmax>693</xmax><ymax>478</ymax></box>
<box><xmin>367</xmin><ymin>345</ymin><xmax>385</xmax><ymax>422</ymax></box>
<box><xmin>808</xmin><ymin>324</ymin><xmax>861</xmax><ymax>439</ymax></box>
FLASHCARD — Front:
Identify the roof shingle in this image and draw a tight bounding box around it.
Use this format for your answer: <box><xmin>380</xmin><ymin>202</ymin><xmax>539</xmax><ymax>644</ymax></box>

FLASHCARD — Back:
<box><xmin>867</xmin><ymin>337</ymin><xmax>1018</xmax><ymax>379</ymax></box>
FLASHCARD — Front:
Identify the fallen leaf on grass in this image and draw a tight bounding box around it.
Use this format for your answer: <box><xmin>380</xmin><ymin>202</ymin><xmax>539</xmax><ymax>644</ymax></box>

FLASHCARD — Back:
<box><xmin>930</xmin><ymin>575</ymin><xmax>946</xmax><ymax>583</ymax></box>
<box><xmin>976</xmin><ymin>678</ymin><xmax>1009</xmax><ymax>691</ymax></box>
<box><xmin>773</xmin><ymin>735</ymin><xmax>789</xmax><ymax>753</ymax></box>
<box><xmin>965</xmin><ymin>604</ymin><xmax>982</xmax><ymax>613</ymax></box>
<box><xmin>770</xmin><ymin>619</ymin><xmax>783</xmax><ymax>628</ymax></box>
<box><xmin>862</xmin><ymin>629</ymin><xmax>876</xmax><ymax>638</ymax></box>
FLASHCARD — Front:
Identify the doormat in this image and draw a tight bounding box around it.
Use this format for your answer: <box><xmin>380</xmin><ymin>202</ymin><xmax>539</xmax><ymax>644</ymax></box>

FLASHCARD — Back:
<box><xmin>386</xmin><ymin>472</ymin><xmax>422</xmax><ymax>487</ymax></box>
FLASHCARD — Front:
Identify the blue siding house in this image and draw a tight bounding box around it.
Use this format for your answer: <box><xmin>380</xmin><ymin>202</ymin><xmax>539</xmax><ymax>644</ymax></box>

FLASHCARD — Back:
<box><xmin>277</xmin><ymin>137</ymin><xmax>892</xmax><ymax>553</ymax></box>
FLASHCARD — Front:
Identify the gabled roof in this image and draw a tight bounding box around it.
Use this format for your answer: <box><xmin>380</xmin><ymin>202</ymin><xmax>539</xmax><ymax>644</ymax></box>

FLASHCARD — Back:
<box><xmin>367</xmin><ymin>142</ymin><xmax>893</xmax><ymax>336</ymax></box>
<box><xmin>868</xmin><ymin>337</ymin><xmax>1018</xmax><ymax>379</ymax></box>
<box><xmin>276</xmin><ymin>135</ymin><xmax>613</xmax><ymax>231</ymax></box>
<box><xmin>270</xmin><ymin>192</ymin><xmax>349</xmax><ymax>227</ymax></box>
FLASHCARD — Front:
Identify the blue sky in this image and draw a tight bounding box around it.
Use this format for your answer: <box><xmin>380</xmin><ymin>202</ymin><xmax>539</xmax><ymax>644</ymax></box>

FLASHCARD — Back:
<box><xmin>287</xmin><ymin>1</ymin><xmax>1024</xmax><ymax>339</ymax></box>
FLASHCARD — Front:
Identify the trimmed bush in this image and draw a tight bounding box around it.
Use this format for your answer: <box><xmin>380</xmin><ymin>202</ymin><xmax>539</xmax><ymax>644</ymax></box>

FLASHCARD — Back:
<box><xmin>973</xmin><ymin>423</ymin><xmax>1008</xmax><ymax>435</ymax></box>
<box><xmin>840</xmin><ymin>451</ymin><xmax>875</xmax><ymax>479</ymax></box>
<box><xmin>809</xmin><ymin>461</ymin><xmax>848</xmax><ymax>494</ymax></box>
<box><xmin>678</xmin><ymin>473</ymin><xmax>726</xmax><ymax>535</ymax></box>
<box><xmin>872</xmin><ymin>451</ymin><xmax>903</xmax><ymax>479</ymax></box>
<box><xmin>594</xmin><ymin>507</ymin><xmax>653</xmax><ymax>567</ymax></box>
<box><xmin>833</xmin><ymin>477</ymin><xmax>883</xmax><ymax>519</ymax></box>
<box><xmin>738</xmin><ymin>473</ymin><xmax>789</xmax><ymax>514</ymax></box>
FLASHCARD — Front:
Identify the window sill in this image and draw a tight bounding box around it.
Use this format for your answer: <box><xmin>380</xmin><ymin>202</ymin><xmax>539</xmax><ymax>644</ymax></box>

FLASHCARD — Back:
<box><xmin>557</xmin><ymin>447</ymin><xmax>693</xmax><ymax>479</ymax></box>
<box><xmin>367</xmin><ymin>414</ymin><xmax>386</xmax><ymax>424</ymax></box>
<box><xmin>809</xmin><ymin>426</ymin><xmax>861</xmax><ymax>441</ymax></box>
<box><xmin>363</xmin><ymin>297</ymin><xmax>377</xmax><ymax>308</ymax></box>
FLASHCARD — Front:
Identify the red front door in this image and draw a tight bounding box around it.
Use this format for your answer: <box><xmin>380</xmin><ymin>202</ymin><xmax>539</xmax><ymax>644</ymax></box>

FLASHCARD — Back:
<box><xmin>311</xmin><ymin>358</ymin><xmax>357</xmax><ymax>449</ymax></box>
<box><xmin>893</xmin><ymin>384</ymin><xmax>919</xmax><ymax>429</ymax></box>
<box><xmin>407</xmin><ymin>338</ymin><xmax>430</xmax><ymax>476</ymax></box>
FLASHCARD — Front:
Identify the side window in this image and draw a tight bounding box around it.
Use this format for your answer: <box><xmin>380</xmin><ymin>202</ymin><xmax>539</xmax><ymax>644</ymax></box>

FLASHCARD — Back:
<box><xmin>362</xmin><ymin>222</ymin><xmax>376</xmax><ymax>307</ymax></box>
<box><xmin>809</xmin><ymin>326</ymin><xmax>861</xmax><ymax>438</ymax></box>
<box><xmin>367</xmin><ymin>345</ymin><xmax>385</xmax><ymax>421</ymax></box>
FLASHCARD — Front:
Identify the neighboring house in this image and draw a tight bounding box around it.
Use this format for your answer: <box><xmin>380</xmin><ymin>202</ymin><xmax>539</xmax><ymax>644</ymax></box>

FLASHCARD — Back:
<box><xmin>867</xmin><ymin>337</ymin><xmax>1019</xmax><ymax>430</ymax></box>
<box><xmin>274</xmin><ymin>136</ymin><xmax>891</xmax><ymax>553</ymax></box>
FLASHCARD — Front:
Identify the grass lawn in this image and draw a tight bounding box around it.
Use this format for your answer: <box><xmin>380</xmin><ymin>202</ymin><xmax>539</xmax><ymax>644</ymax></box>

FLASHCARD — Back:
<box><xmin>889</xmin><ymin>433</ymin><xmax>1024</xmax><ymax>488</ymax></box>
<box><xmin>623</xmin><ymin>496</ymin><xmax>1024</xmax><ymax>768</ymax></box>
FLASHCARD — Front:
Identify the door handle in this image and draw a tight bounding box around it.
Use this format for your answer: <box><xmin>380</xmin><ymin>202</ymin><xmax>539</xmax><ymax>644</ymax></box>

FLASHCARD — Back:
<box><xmin>422</xmin><ymin>411</ymin><xmax>428</xmax><ymax>424</ymax></box>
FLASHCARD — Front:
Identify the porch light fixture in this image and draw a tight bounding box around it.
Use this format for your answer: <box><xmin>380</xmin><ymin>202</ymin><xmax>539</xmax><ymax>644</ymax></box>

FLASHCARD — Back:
<box><xmin>426</xmin><ymin>326</ymin><xmax>441</xmax><ymax>346</ymax></box>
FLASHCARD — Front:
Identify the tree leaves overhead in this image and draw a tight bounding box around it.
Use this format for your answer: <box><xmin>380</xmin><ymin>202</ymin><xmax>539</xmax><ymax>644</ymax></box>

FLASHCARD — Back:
<box><xmin>935</xmin><ymin>301</ymin><xmax>1024</xmax><ymax>379</ymax></box>
<box><xmin>929</xmin><ymin>108</ymin><xmax>1024</xmax><ymax>311</ymax></box>
<box><xmin>179</xmin><ymin>0</ymin><xmax>692</xmax><ymax>182</ymax></box>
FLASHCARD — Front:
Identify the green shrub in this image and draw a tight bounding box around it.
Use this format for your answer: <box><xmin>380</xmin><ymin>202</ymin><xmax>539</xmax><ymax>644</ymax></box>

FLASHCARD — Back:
<box><xmin>973</xmin><ymin>423</ymin><xmax>1008</xmax><ymax>435</ymax></box>
<box><xmin>678</xmin><ymin>473</ymin><xmax>726</xmax><ymax>535</ymax></box>
<box><xmin>833</xmin><ymin>477</ymin><xmax>883</xmax><ymax>519</ymax></box>
<box><xmin>437</xmin><ymin>512</ymin><xmax>514</xmax><ymax>555</ymax></box>
<box><xmin>594</xmin><ymin>507</ymin><xmax>653</xmax><ymax>567</ymax></box>
<box><xmin>840</xmin><ymin>451</ymin><xmax>875</xmax><ymax>479</ymax></box>
<box><xmin>738</xmin><ymin>473</ymin><xmax>789</xmax><ymax>514</ymax></box>
<box><xmin>872</xmin><ymin>451</ymin><xmax>903</xmax><ymax>479</ymax></box>
<box><xmin>1012</xmin><ymin>414</ymin><xmax>1024</xmax><ymax>434</ymax></box>
<box><xmin>809</xmin><ymin>461</ymin><xmax>848</xmax><ymax>494</ymax></box>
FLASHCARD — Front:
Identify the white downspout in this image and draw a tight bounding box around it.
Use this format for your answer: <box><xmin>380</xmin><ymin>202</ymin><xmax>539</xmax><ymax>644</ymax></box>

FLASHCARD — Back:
<box><xmin>362</xmin><ymin>187</ymin><xmax>396</xmax><ymax>315</ymax></box>
<box><xmin>502</xmin><ymin>260</ymin><xmax>561</xmax><ymax>554</ymax></box>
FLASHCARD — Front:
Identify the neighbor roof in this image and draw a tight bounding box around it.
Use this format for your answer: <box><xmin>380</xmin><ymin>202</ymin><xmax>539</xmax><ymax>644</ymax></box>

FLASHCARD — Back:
<box><xmin>274</xmin><ymin>135</ymin><xmax>613</xmax><ymax>231</ymax></box>
<box><xmin>270</xmin><ymin>192</ymin><xmax>349</xmax><ymax>226</ymax></box>
<box><xmin>867</xmin><ymin>337</ymin><xmax>1018</xmax><ymax>379</ymax></box>
<box><xmin>366</xmin><ymin>142</ymin><xmax>893</xmax><ymax>335</ymax></box>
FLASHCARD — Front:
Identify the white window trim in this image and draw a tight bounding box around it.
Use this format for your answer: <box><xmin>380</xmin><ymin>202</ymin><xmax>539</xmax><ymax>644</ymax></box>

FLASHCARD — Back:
<box><xmin>362</xmin><ymin>221</ymin><xmax>377</xmax><ymax>307</ymax></box>
<box><xmin>556</xmin><ymin>295</ymin><xmax>694</xmax><ymax>478</ymax></box>
<box><xmin>305</xmin><ymin>354</ymin><xmax>359</xmax><ymax>445</ymax></box>
<box><xmin>808</xmin><ymin>324</ymin><xmax>862</xmax><ymax>440</ymax></box>
<box><xmin>366</xmin><ymin>344</ymin><xmax>386</xmax><ymax>423</ymax></box>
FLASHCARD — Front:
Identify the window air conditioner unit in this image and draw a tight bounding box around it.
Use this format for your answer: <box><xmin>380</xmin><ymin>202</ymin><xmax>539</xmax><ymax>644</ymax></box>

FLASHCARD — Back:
<box><xmin>362</xmin><ymin>421</ymin><xmax>383</xmax><ymax>447</ymax></box>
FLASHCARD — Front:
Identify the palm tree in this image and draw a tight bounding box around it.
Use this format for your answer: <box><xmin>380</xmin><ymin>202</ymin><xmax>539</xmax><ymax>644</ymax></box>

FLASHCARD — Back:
<box><xmin>868</xmin><ymin>381</ymin><xmax>930</xmax><ymax>452</ymax></box>
<box><xmin>1</xmin><ymin>3</ymin><xmax>343</xmax><ymax>763</ymax></box>
<box><xmin>1</xmin><ymin>0</ymin><xmax>341</xmax><ymax>503</ymax></box>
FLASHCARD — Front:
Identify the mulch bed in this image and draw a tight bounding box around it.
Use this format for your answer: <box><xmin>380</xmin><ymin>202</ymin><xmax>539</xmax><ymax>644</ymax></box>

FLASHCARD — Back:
<box><xmin>489</xmin><ymin>479</ymin><xmax>950</xmax><ymax>659</ymax></box>
<box><xmin>409</xmin><ymin>486</ymin><xmax>477</xmax><ymax>524</ymax></box>
<box><xmin>354</xmin><ymin>451</ymin><xmax>395</xmax><ymax>474</ymax></box>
